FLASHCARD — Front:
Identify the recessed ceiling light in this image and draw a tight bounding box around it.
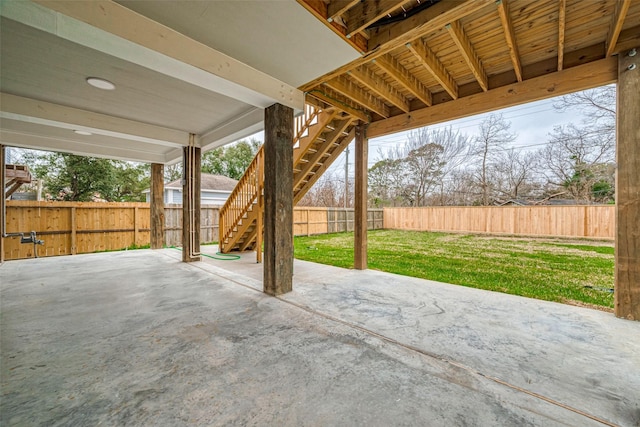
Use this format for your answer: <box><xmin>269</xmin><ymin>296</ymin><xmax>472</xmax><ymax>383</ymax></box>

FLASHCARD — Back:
<box><xmin>74</xmin><ymin>130</ymin><xmax>93</xmax><ymax>136</ymax></box>
<box><xmin>86</xmin><ymin>77</ymin><xmax>116</xmax><ymax>90</ymax></box>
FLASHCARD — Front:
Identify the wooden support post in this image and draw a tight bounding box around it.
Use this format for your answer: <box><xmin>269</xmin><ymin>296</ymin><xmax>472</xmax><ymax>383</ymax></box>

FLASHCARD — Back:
<box><xmin>263</xmin><ymin>103</ymin><xmax>293</xmax><ymax>296</ymax></box>
<box><xmin>182</xmin><ymin>139</ymin><xmax>201</xmax><ymax>262</ymax></box>
<box><xmin>354</xmin><ymin>123</ymin><xmax>368</xmax><ymax>270</ymax></box>
<box><xmin>615</xmin><ymin>47</ymin><xmax>640</xmax><ymax>320</ymax></box>
<box><xmin>133</xmin><ymin>207</ymin><xmax>139</xmax><ymax>246</ymax></box>
<box><xmin>1</xmin><ymin>145</ymin><xmax>5</xmax><ymax>264</ymax></box>
<box><xmin>150</xmin><ymin>163</ymin><xmax>165</xmax><ymax>249</ymax></box>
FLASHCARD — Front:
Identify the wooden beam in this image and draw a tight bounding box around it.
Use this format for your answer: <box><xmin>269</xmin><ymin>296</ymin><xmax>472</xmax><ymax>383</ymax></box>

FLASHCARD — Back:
<box><xmin>306</xmin><ymin>88</ymin><xmax>371</xmax><ymax>122</ymax></box>
<box><xmin>300</xmin><ymin>0</ymin><xmax>494</xmax><ymax>92</ymax></box>
<box><xmin>263</xmin><ymin>103</ymin><xmax>294</xmax><ymax>296</ymax></box>
<box><xmin>150</xmin><ymin>163</ymin><xmax>165</xmax><ymax>250</ymax></box>
<box><xmin>374</xmin><ymin>55</ymin><xmax>433</xmax><ymax>106</ymax></box>
<box><xmin>325</xmin><ymin>76</ymin><xmax>391</xmax><ymax>118</ymax></box>
<box><xmin>345</xmin><ymin>0</ymin><xmax>408</xmax><ymax>39</ymax></box>
<box><xmin>30</xmin><ymin>0</ymin><xmax>304</xmax><ymax>111</ymax></box>
<box><xmin>368</xmin><ymin>57</ymin><xmax>617</xmax><ymax>138</ymax></box>
<box><xmin>182</xmin><ymin>139</ymin><xmax>201</xmax><ymax>262</ymax></box>
<box><xmin>558</xmin><ymin>0</ymin><xmax>566</xmax><ymax>71</ymax></box>
<box><xmin>496</xmin><ymin>0</ymin><xmax>523</xmax><ymax>82</ymax></box>
<box><xmin>354</xmin><ymin>124</ymin><xmax>368</xmax><ymax>270</ymax></box>
<box><xmin>446</xmin><ymin>21</ymin><xmax>488</xmax><ymax>92</ymax></box>
<box><xmin>406</xmin><ymin>40</ymin><xmax>458</xmax><ymax>99</ymax></box>
<box><xmin>615</xmin><ymin>46</ymin><xmax>640</xmax><ymax>320</ymax></box>
<box><xmin>349</xmin><ymin>66</ymin><xmax>410</xmax><ymax>112</ymax></box>
<box><xmin>606</xmin><ymin>0</ymin><xmax>632</xmax><ymax>57</ymax></box>
<box><xmin>327</xmin><ymin>0</ymin><xmax>360</xmax><ymax>21</ymax></box>
<box><xmin>0</xmin><ymin>93</ymin><xmax>190</xmax><ymax>148</ymax></box>
<box><xmin>613</xmin><ymin>25</ymin><xmax>640</xmax><ymax>55</ymax></box>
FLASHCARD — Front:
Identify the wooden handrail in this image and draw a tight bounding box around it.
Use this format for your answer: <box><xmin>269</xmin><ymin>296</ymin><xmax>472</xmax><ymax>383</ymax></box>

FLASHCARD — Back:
<box><xmin>219</xmin><ymin>102</ymin><xmax>321</xmax><ymax>253</ymax></box>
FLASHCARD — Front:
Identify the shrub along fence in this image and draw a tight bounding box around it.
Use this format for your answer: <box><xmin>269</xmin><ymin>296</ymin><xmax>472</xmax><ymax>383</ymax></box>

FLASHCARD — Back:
<box><xmin>383</xmin><ymin>205</ymin><xmax>615</xmax><ymax>239</ymax></box>
<box><xmin>2</xmin><ymin>202</ymin><xmax>384</xmax><ymax>260</ymax></box>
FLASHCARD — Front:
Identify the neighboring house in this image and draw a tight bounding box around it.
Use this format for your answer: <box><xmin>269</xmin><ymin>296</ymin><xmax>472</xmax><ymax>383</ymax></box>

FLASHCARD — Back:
<box><xmin>144</xmin><ymin>174</ymin><xmax>238</xmax><ymax>205</ymax></box>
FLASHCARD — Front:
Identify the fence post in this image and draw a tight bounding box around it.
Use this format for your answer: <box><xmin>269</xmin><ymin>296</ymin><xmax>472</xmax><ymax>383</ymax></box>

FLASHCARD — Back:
<box><xmin>71</xmin><ymin>207</ymin><xmax>77</xmax><ymax>255</ymax></box>
<box><xmin>134</xmin><ymin>206</ymin><xmax>139</xmax><ymax>247</ymax></box>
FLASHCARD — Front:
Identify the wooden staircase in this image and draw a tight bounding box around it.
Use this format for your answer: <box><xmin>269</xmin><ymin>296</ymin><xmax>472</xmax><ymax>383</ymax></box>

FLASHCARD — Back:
<box><xmin>219</xmin><ymin>101</ymin><xmax>358</xmax><ymax>259</ymax></box>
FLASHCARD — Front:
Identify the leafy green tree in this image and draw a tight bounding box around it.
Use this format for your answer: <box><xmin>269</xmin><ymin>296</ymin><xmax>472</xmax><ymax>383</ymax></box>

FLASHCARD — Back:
<box><xmin>201</xmin><ymin>139</ymin><xmax>260</xmax><ymax>180</ymax></box>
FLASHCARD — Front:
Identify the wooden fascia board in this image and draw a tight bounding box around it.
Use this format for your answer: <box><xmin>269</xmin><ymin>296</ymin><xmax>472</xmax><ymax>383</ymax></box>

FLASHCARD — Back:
<box><xmin>345</xmin><ymin>0</ymin><xmax>408</xmax><ymax>39</ymax></box>
<box><xmin>299</xmin><ymin>0</ymin><xmax>493</xmax><ymax>92</ymax></box>
<box><xmin>445</xmin><ymin>21</ymin><xmax>488</xmax><ymax>92</ymax></box>
<box><xmin>349</xmin><ymin>66</ymin><xmax>410</xmax><ymax>112</ymax></box>
<box><xmin>406</xmin><ymin>40</ymin><xmax>458</xmax><ymax>99</ymax></box>
<box><xmin>606</xmin><ymin>0</ymin><xmax>632</xmax><ymax>57</ymax></box>
<box><xmin>496</xmin><ymin>0</ymin><xmax>523</xmax><ymax>82</ymax></box>
<box><xmin>0</xmin><ymin>93</ymin><xmax>190</xmax><ymax>148</ymax></box>
<box><xmin>325</xmin><ymin>77</ymin><xmax>391</xmax><ymax>118</ymax></box>
<box><xmin>373</xmin><ymin>55</ymin><xmax>433</xmax><ymax>106</ymax></box>
<box><xmin>27</xmin><ymin>0</ymin><xmax>304</xmax><ymax>112</ymax></box>
<box><xmin>367</xmin><ymin>56</ymin><xmax>617</xmax><ymax>138</ymax></box>
<box><xmin>558</xmin><ymin>0</ymin><xmax>566</xmax><ymax>71</ymax></box>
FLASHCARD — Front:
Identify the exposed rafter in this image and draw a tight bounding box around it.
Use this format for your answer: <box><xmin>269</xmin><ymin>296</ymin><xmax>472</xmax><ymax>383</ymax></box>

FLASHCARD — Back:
<box><xmin>446</xmin><ymin>21</ymin><xmax>488</xmax><ymax>92</ymax></box>
<box><xmin>306</xmin><ymin>87</ymin><xmax>370</xmax><ymax>122</ymax></box>
<box><xmin>606</xmin><ymin>0</ymin><xmax>632</xmax><ymax>57</ymax></box>
<box><xmin>327</xmin><ymin>0</ymin><xmax>360</xmax><ymax>22</ymax></box>
<box><xmin>496</xmin><ymin>0</ymin><xmax>523</xmax><ymax>82</ymax></box>
<box><xmin>374</xmin><ymin>55</ymin><xmax>433</xmax><ymax>107</ymax></box>
<box><xmin>557</xmin><ymin>0</ymin><xmax>566</xmax><ymax>71</ymax></box>
<box><xmin>345</xmin><ymin>0</ymin><xmax>408</xmax><ymax>39</ymax></box>
<box><xmin>349</xmin><ymin>66</ymin><xmax>410</xmax><ymax>112</ymax></box>
<box><xmin>324</xmin><ymin>77</ymin><xmax>391</xmax><ymax>118</ymax></box>
<box><xmin>368</xmin><ymin>57</ymin><xmax>617</xmax><ymax>138</ymax></box>
<box><xmin>300</xmin><ymin>0</ymin><xmax>494</xmax><ymax>92</ymax></box>
<box><xmin>406</xmin><ymin>40</ymin><xmax>458</xmax><ymax>100</ymax></box>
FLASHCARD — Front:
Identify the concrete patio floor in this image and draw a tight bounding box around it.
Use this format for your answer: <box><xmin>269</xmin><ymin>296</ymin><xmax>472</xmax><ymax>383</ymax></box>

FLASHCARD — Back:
<box><xmin>1</xmin><ymin>248</ymin><xmax>639</xmax><ymax>426</ymax></box>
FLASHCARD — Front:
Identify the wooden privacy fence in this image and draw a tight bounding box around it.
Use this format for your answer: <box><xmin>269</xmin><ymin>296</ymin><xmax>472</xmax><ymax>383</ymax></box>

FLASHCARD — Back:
<box><xmin>293</xmin><ymin>207</ymin><xmax>384</xmax><ymax>236</ymax></box>
<box><xmin>3</xmin><ymin>202</ymin><xmax>384</xmax><ymax>260</ymax></box>
<box><xmin>383</xmin><ymin>205</ymin><xmax>615</xmax><ymax>239</ymax></box>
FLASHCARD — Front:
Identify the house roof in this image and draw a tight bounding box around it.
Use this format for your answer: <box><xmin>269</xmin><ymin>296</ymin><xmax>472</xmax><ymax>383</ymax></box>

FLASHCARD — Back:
<box><xmin>165</xmin><ymin>174</ymin><xmax>238</xmax><ymax>192</ymax></box>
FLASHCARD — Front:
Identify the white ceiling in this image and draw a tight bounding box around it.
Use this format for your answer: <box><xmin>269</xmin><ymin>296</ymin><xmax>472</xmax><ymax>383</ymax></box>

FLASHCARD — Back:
<box><xmin>0</xmin><ymin>0</ymin><xmax>359</xmax><ymax>164</ymax></box>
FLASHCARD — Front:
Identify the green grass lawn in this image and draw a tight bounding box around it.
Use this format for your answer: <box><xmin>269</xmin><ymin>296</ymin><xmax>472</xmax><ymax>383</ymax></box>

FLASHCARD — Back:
<box><xmin>293</xmin><ymin>230</ymin><xmax>615</xmax><ymax>310</ymax></box>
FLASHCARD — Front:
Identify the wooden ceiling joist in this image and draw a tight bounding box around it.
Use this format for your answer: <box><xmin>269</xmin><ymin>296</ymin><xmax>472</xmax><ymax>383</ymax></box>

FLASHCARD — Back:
<box><xmin>306</xmin><ymin>87</ymin><xmax>370</xmax><ymax>122</ymax></box>
<box><xmin>446</xmin><ymin>21</ymin><xmax>488</xmax><ymax>92</ymax></box>
<box><xmin>606</xmin><ymin>0</ymin><xmax>632</xmax><ymax>57</ymax></box>
<box><xmin>327</xmin><ymin>0</ymin><xmax>360</xmax><ymax>22</ymax></box>
<box><xmin>349</xmin><ymin>65</ymin><xmax>410</xmax><ymax>112</ymax></box>
<box><xmin>496</xmin><ymin>0</ymin><xmax>523</xmax><ymax>82</ymax></box>
<box><xmin>324</xmin><ymin>76</ymin><xmax>390</xmax><ymax>118</ymax></box>
<box><xmin>406</xmin><ymin>40</ymin><xmax>458</xmax><ymax>100</ymax></box>
<box><xmin>345</xmin><ymin>0</ymin><xmax>408</xmax><ymax>39</ymax></box>
<box><xmin>373</xmin><ymin>55</ymin><xmax>433</xmax><ymax>107</ymax></box>
<box><xmin>557</xmin><ymin>0</ymin><xmax>566</xmax><ymax>71</ymax></box>
<box><xmin>300</xmin><ymin>0</ymin><xmax>494</xmax><ymax>92</ymax></box>
<box><xmin>367</xmin><ymin>56</ymin><xmax>617</xmax><ymax>138</ymax></box>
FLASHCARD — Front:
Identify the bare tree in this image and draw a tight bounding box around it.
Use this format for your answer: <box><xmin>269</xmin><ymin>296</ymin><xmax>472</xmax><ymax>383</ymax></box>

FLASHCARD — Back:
<box><xmin>472</xmin><ymin>114</ymin><xmax>517</xmax><ymax>205</ymax></box>
<box><xmin>493</xmin><ymin>149</ymin><xmax>540</xmax><ymax>201</ymax></box>
<box><xmin>537</xmin><ymin>123</ymin><xmax>615</xmax><ymax>202</ymax></box>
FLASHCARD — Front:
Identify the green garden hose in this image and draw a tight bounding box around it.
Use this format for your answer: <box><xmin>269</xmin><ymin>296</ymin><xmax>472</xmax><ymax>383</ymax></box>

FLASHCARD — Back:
<box><xmin>169</xmin><ymin>246</ymin><xmax>240</xmax><ymax>260</ymax></box>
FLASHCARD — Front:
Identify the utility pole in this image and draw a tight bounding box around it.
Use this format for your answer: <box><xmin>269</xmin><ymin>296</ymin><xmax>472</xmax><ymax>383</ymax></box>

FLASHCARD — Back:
<box><xmin>344</xmin><ymin>145</ymin><xmax>349</xmax><ymax>208</ymax></box>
